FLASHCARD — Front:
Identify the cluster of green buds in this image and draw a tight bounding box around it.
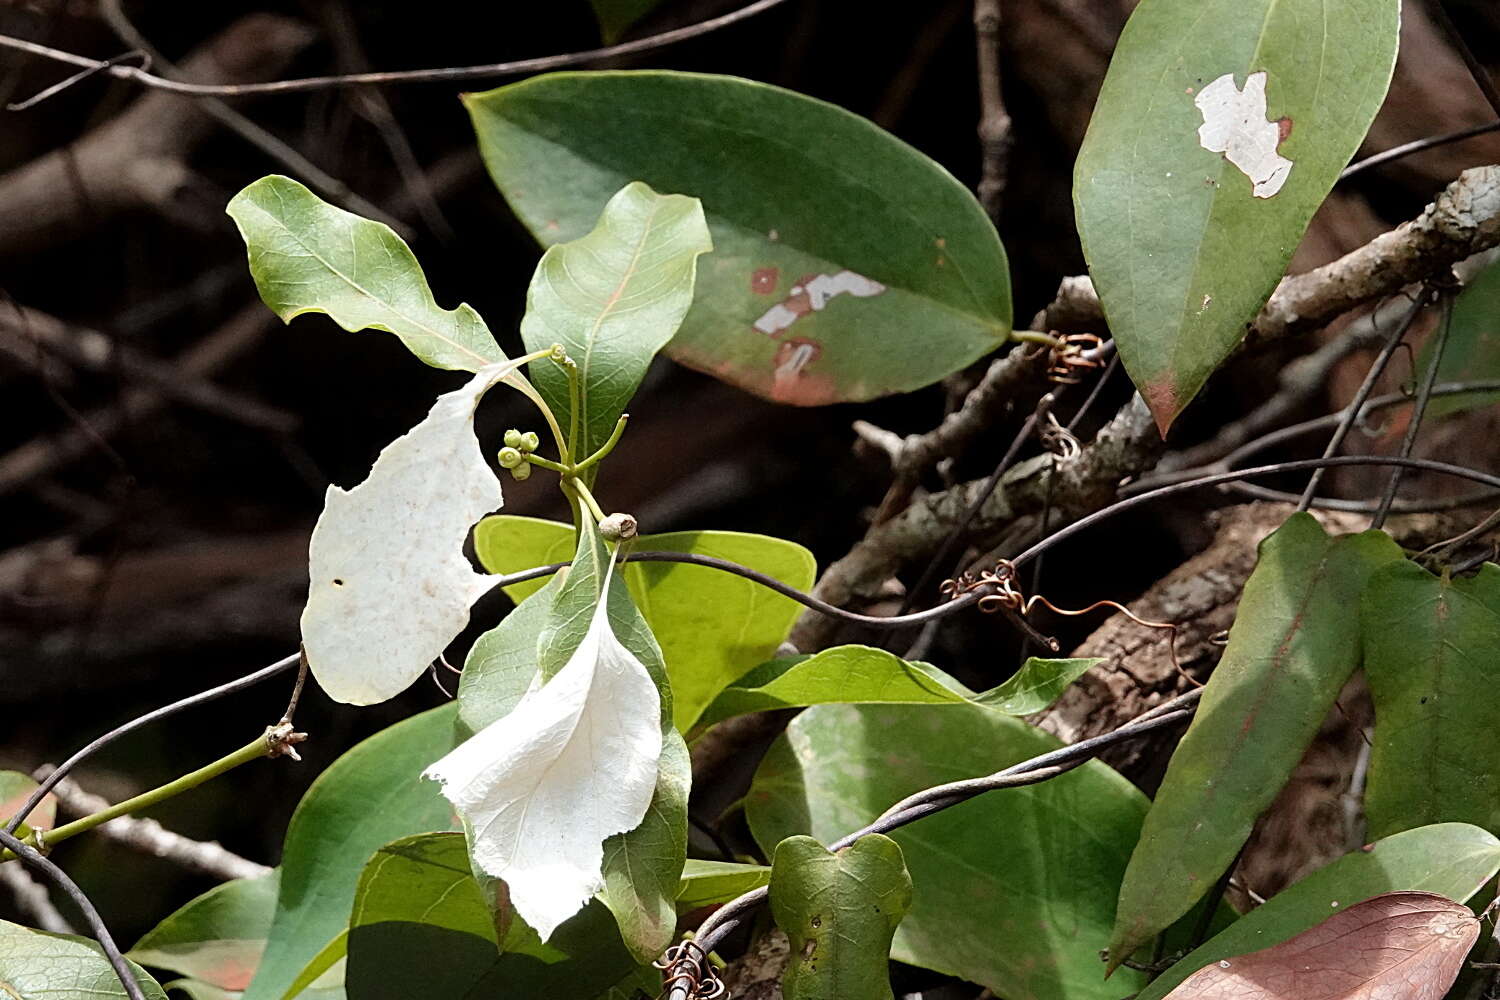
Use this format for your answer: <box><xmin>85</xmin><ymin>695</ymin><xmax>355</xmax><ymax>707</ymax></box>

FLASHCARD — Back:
<box><xmin>497</xmin><ymin>428</ymin><xmax>542</xmax><ymax>481</ymax></box>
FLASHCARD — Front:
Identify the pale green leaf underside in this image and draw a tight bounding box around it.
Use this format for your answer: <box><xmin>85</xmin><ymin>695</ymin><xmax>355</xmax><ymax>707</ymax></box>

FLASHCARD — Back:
<box><xmin>0</xmin><ymin>919</ymin><xmax>168</xmax><ymax>1000</ymax></box>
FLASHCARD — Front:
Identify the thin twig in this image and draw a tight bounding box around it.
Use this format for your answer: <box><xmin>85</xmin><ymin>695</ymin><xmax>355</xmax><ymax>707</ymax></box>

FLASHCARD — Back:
<box><xmin>973</xmin><ymin>0</ymin><xmax>1011</xmax><ymax>221</ymax></box>
<box><xmin>1340</xmin><ymin>121</ymin><xmax>1500</xmax><ymax>181</ymax></box>
<box><xmin>0</xmin><ymin>861</ymin><xmax>76</xmax><ymax>933</ymax></box>
<box><xmin>1371</xmin><ymin>290</ymin><xmax>1454</xmax><ymax>528</ymax></box>
<box><xmin>1428</xmin><ymin>0</ymin><xmax>1500</xmax><ymax>119</ymax></box>
<box><xmin>0</xmin><ymin>828</ymin><xmax>145</xmax><ymax>1000</ymax></box>
<box><xmin>0</xmin><ymin>0</ymin><xmax>795</xmax><ymax>100</ymax></box>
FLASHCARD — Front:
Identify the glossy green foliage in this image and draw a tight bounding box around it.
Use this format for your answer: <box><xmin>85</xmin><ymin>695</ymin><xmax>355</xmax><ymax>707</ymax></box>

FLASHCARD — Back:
<box><xmin>748</xmin><ymin>703</ymin><xmax>1151</xmax><ymax>1000</ymax></box>
<box><xmin>227</xmin><ymin>176</ymin><xmax>502</xmax><ymax>372</ymax></box>
<box><xmin>674</xmin><ymin>860</ymin><xmax>772</xmax><ymax>910</ymax></box>
<box><xmin>344</xmin><ymin>832</ymin><xmax>659</xmax><ymax>999</ymax></box>
<box><xmin>519</xmin><ymin>181</ymin><xmax>711</xmax><ymax>463</ymax></box>
<box><xmin>1361</xmin><ymin>561</ymin><xmax>1500</xmax><ymax>838</ymax></box>
<box><xmin>1136</xmin><ymin>823</ymin><xmax>1500</xmax><ymax>1000</ymax></box>
<box><xmin>696</xmin><ymin>645</ymin><xmax>1100</xmax><ymax>729</ymax></box>
<box><xmin>474</xmin><ymin>514</ymin><xmax>814</xmax><ymax>730</ymax></box>
<box><xmin>1109</xmin><ymin>514</ymin><xmax>1400</xmax><ymax>966</ymax></box>
<box><xmin>130</xmin><ymin>870</ymin><xmax>279</xmax><ymax>996</ymax></box>
<box><xmin>769</xmin><ymin>835</ymin><xmax>913</xmax><ymax>1000</ymax></box>
<box><xmin>467</xmin><ymin>71</ymin><xmax>1011</xmax><ymax>405</ymax></box>
<box><xmin>1416</xmin><ymin>260</ymin><xmax>1500</xmax><ymax>417</ymax></box>
<box><xmin>0</xmin><ymin>919</ymin><xmax>167</xmax><ymax>999</ymax></box>
<box><xmin>1074</xmin><ymin>0</ymin><xmax>1399</xmax><ymax>430</ymax></box>
<box><xmin>242</xmin><ymin>706</ymin><xmax>460</xmax><ymax>1000</ymax></box>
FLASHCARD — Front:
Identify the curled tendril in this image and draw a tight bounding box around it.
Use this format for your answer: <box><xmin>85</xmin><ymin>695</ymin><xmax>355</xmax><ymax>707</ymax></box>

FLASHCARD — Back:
<box><xmin>1046</xmin><ymin>332</ymin><xmax>1105</xmax><ymax>385</ymax></box>
<box><xmin>655</xmin><ymin>941</ymin><xmax>727</xmax><ymax>999</ymax></box>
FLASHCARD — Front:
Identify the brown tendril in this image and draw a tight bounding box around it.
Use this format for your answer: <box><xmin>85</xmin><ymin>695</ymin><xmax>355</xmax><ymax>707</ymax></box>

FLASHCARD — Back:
<box><xmin>1046</xmin><ymin>332</ymin><xmax>1105</xmax><ymax>385</ymax></box>
<box><xmin>655</xmin><ymin>941</ymin><xmax>726</xmax><ymax>999</ymax></box>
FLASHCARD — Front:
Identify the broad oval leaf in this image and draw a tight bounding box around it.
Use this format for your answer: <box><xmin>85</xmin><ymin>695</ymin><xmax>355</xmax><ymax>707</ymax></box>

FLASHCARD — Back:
<box><xmin>227</xmin><ymin>175</ymin><xmax>503</xmax><ymax>372</ymax></box>
<box><xmin>129</xmin><ymin>870</ymin><xmax>280</xmax><ymax>994</ymax></box>
<box><xmin>769</xmin><ymin>835</ymin><xmax>913</xmax><ymax>1000</ymax></box>
<box><xmin>1361</xmin><ymin>561</ymin><xmax>1500</xmax><ymax>839</ymax></box>
<box><xmin>519</xmin><ymin>181</ymin><xmax>711</xmax><ymax>463</ymax></box>
<box><xmin>0</xmin><ymin>919</ymin><xmax>168</xmax><ymax>1000</ymax></box>
<box><xmin>1416</xmin><ymin>259</ymin><xmax>1500</xmax><ymax>417</ymax></box>
<box><xmin>426</xmin><ymin>523</ymin><xmax>663</xmax><ymax>942</ymax></box>
<box><xmin>748</xmin><ymin>702</ymin><xmax>1153</xmax><ymax>1000</ymax></box>
<box><xmin>1137</xmin><ymin>823</ymin><xmax>1500</xmax><ymax>1000</ymax></box>
<box><xmin>696</xmin><ymin>645</ymin><xmax>1100</xmax><ymax>729</ymax></box>
<box><xmin>242</xmin><ymin>705</ymin><xmax>459</xmax><ymax>1000</ymax></box>
<box><xmin>468</xmin><ymin>70</ymin><xmax>1012</xmax><ymax>405</ymax></box>
<box><xmin>474</xmin><ymin>514</ymin><xmax>814</xmax><ymax>730</ymax></box>
<box><xmin>300</xmin><ymin>363</ymin><xmax>516</xmax><ymax>705</ymax></box>
<box><xmin>1159</xmin><ymin>891</ymin><xmax>1477</xmax><ymax>1000</ymax></box>
<box><xmin>1074</xmin><ymin>0</ymin><xmax>1400</xmax><ymax>431</ymax></box>
<box><xmin>1109</xmin><ymin>514</ymin><xmax>1401</xmax><ymax>967</ymax></box>
<box><xmin>344</xmin><ymin>832</ymin><xmax>659</xmax><ymax>999</ymax></box>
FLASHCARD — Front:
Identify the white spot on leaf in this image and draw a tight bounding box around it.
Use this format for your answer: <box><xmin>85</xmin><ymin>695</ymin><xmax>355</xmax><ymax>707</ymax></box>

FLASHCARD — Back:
<box><xmin>1194</xmin><ymin>71</ymin><xmax>1293</xmax><ymax>198</ymax></box>
<box><xmin>423</xmin><ymin>560</ymin><xmax>663</xmax><ymax>941</ymax></box>
<box><xmin>752</xmin><ymin>269</ymin><xmax>886</xmax><ymax>335</ymax></box>
<box><xmin>300</xmin><ymin>361</ymin><xmax>516</xmax><ymax>705</ymax></box>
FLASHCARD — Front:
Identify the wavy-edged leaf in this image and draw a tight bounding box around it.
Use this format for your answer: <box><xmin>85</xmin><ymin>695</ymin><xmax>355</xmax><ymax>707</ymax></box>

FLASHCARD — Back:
<box><xmin>1361</xmin><ymin>561</ymin><xmax>1500</xmax><ymax>839</ymax></box>
<box><xmin>344</xmin><ymin>832</ymin><xmax>659</xmax><ymax>999</ymax></box>
<box><xmin>1417</xmin><ymin>259</ymin><xmax>1500</xmax><ymax>417</ymax></box>
<box><xmin>697</xmin><ymin>646</ymin><xmax>1101</xmax><ymax>728</ymax></box>
<box><xmin>1158</xmin><ymin>891</ymin><xmax>1477</xmax><ymax>1000</ymax></box>
<box><xmin>0</xmin><ymin>919</ymin><xmax>168</xmax><ymax>1000</ymax></box>
<box><xmin>1137</xmin><ymin>823</ymin><xmax>1500</xmax><ymax>1000</ymax></box>
<box><xmin>130</xmin><ymin>870</ymin><xmax>279</xmax><ymax>994</ymax></box>
<box><xmin>1074</xmin><ymin>0</ymin><xmax>1400</xmax><ymax>430</ymax></box>
<box><xmin>227</xmin><ymin>175</ymin><xmax>502</xmax><ymax>372</ymax></box>
<box><xmin>748</xmin><ymin>702</ymin><xmax>1152</xmax><ymax>1000</ymax></box>
<box><xmin>301</xmin><ymin>363</ymin><xmax>515</xmax><ymax>705</ymax></box>
<box><xmin>770</xmin><ymin>835</ymin><xmax>913</xmax><ymax>1000</ymax></box>
<box><xmin>241</xmin><ymin>706</ymin><xmax>459</xmax><ymax>1000</ymax></box>
<box><xmin>468</xmin><ymin>70</ymin><xmax>1011</xmax><ymax>405</ymax></box>
<box><xmin>519</xmin><ymin>180</ymin><xmax>710</xmax><ymax>464</ymax></box>
<box><xmin>675</xmin><ymin>860</ymin><xmax>772</xmax><ymax>910</ymax></box>
<box><xmin>1109</xmin><ymin>514</ymin><xmax>1403</xmax><ymax>968</ymax></box>
<box><xmin>475</xmin><ymin>514</ymin><xmax>814</xmax><ymax>730</ymax></box>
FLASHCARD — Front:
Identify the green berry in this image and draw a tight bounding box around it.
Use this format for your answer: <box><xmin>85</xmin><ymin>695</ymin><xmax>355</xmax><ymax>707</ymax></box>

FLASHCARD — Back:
<box><xmin>497</xmin><ymin>447</ymin><xmax>524</xmax><ymax>469</ymax></box>
<box><xmin>503</xmin><ymin>429</ymin><xmax>524</xmax><ymax>449</ymax></box>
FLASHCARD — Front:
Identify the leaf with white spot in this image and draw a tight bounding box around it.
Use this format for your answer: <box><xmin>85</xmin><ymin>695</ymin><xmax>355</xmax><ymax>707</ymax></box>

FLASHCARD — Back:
<box><xmin>424</xmin><ymin>525</ymin><xmax>664</xmax><ymax>941</ymax></box>
<box><xmin>301</xmin><ymin>362</ymin><xmax>516</xmax><ymax>705</ymax></box>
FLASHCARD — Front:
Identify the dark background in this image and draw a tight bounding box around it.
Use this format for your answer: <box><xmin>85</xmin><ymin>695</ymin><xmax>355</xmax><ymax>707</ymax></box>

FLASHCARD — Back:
<box><xmin>1</xmin><ymin>0</ymin><xmax>1497</xmax><ymax>942</ymax></box>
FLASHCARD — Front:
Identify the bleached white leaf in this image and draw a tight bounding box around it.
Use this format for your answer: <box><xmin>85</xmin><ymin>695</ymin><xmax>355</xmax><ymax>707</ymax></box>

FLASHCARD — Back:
<box><xmin>1195</xmin><ymin>71</ymin><xmax>1293</xmax><ymax>198</ymax></box>
<box><xmin>423</xmin><ymin>562</ymin><xmax>663</xmax><ymax>941</ymax></box>
<box><xmin>301</xmin><ymin>361</ymin><xmax>517</xmax><ymax>705</ymax></box>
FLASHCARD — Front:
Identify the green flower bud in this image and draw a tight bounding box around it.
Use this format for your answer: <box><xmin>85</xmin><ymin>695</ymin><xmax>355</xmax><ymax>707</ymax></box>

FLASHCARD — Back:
<box><xmin>510</xmin><ymin>461</ymin><xmax>532</xmax><ymax>481</ymax></box>
<box><xmin>497</xmin><ymin>447</ymin><xmax>524</xmax><ymax>469</ymax></box>
<box><xmin>503</xmin><ymin>429</ymin><xmax>524</xmax><ymax>449</ymax></box>
<box><xmin>520</xmin><ymin>431</ymin><xmax>541</xmax><ymax>453</ymax></box>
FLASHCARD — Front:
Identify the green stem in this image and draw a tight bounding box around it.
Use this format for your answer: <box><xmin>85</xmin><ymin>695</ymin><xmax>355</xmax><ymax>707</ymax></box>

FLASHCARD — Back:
<box><xmin>570</xmin><ymin>478</ymin><xmax>608</xmax><ymax>525</ymax></box>
<box><xmin>574</xmin><ymin>414</ymin><xmax>629</xmax><ymax>473</ymax></box>
<box><xmin>2</xmin><ymin>730</ymin><xmax>287</xmax><ymax>862</ymax></box>
<box><xmin>1009</xmin><ymin>329</ymin><xmax>1061</xmax><ymax>348</ymax></box>
<box><xmin>524</xmin><ymin>454</ymin><xmax>569</xmax><ymax>474</ymax></box>
<box><xmin>559</xmin><ymin>354</ymin><xmax>582</xmax><ymax>466</ymax></box>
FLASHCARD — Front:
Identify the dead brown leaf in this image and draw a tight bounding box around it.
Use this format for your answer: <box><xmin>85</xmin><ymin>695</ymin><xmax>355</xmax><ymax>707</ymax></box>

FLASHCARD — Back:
<box><xmin>1163</xmin><ymin>891</ymin><xmax>1480</xmax><ymax>1000</ymax></box>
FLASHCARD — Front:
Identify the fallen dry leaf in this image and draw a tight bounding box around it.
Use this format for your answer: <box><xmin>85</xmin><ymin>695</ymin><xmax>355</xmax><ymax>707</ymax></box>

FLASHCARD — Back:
<box><xmin>1163</xmin><ymin>891</ymin><xmax>1479</xmax><ymax>1000</ymax></box>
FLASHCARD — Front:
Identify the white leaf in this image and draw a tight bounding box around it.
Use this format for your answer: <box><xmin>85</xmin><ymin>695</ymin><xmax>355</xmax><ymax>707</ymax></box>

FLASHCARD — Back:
<box><xmin>423</xmin><ymin>565</ymin><xmax>664</xmax><ymax>941</ymax></box>
<box><xmin>300</xmin><ymin>361</ymin><xmax>516</xmax><ymax>705</ymax></box>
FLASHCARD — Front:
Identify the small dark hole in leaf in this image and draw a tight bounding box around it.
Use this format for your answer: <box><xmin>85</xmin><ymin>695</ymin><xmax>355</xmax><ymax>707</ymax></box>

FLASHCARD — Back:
<box><xmin>333</xmin><ymin>579</ymin><xmax>344</xmax><ymax>586</ymax></box>
<box><xmin>1420</xmin><ymin>696</ymin><xmax>1428</xmax><ymax>704</ymax></box>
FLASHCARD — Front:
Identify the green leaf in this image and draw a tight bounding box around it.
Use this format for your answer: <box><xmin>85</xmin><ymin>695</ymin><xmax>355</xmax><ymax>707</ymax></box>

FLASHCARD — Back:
<box><xmin>697</xmin><ymin>647</ymin><xmax>1101</xmax><ymax>728</ymax></box>
<box><xmin>455</xmin><ymin>577</ymin><xmax>562</xmax><ymax>739</ymax></box>
<box><xmin>1416</xmin><ymin>260</ymin><xmax>1500</xmax><ymax>417</ymax></box>
<box><xmin>588</xmin><ymin>0</ymin><xmax>662</xmax><ymax>43</ymax></box>
<box><xmin>344</xmin><ymin>832</ymin><xmax>659</xmax><ymax>999</ymax></box>
<box><xmin>0</xmin><ymin>919</ymin><xmax>168</xmax><ymax>999</ymax></box>
<box><xmin>674</xmin><ymin>859</ymin><xmax>772</xmax><ymax>910</ymax></box>
<box><xmin>769</xmin><ymin>835</ymin><xmax>913</xmax><ymax>1000</ymax></box>
<box><xmin>129</xmin><ymin>870</ymin><xmax>280</xmax><ymax>993</ymax></box>
<box><xmin>600</xmin><ymin>732</ymin><xmax>690</xmax><ymax>962</ymax></box>
<box><xmin>1108</xmin><ymin>514</ymin><xmax>1402</xmax><ymax>967</ymax></box>
<box><xmin>1074</xmin><ymin>0</ymin><xmax>1399</xmax><ymax>430</ymax></box>
<box><xmin>0</xmin><ymin>770</ymin><xmax>55</xmax><ymax>838</ymax></box>
<box><xmin>474</xmin><ymin>515</ymin><xmax>815</xmax><ymax>730</ymax></box>
<box><xmin>1361</xmin><ymin>561</ymin><xmax>1500</xmax><ymax>838</ymax></box>
<box><xmin>227</xmin><ymin>175</ymin><xmax>503</xmax><ymax>372</ymax></box>
<box><xmin>519</xmin><ymin>180</ymin><xmax>711</xmax><ymax>464</ymax></box>
<box><xmin>747</xmin><ymin>703</ymin><xmax>1152</xmax><ymax>1000</ymax></box>
<box><xmin>242</xmin><ymin>705</ymin><xmax>460</xmax><ymax>1000</ymax></box>
<box><xmin>467</xmin><ymin>70</ymin><xmax>1011</xmax><ymax>405</ymax></box>
<box><xmin>1135</xmin><ymin>823</ymin><xmax>1500</xmax><ymax>1000</ymax></box>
